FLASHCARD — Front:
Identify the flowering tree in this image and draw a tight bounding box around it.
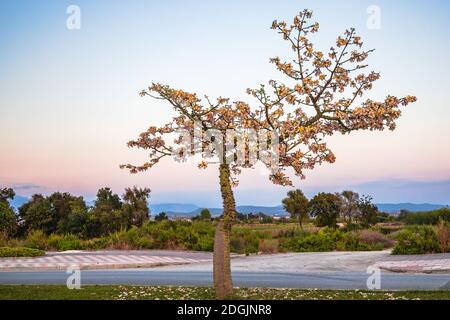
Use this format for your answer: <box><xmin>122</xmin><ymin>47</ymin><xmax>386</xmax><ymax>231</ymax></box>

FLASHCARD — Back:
<box><xmin>122</xmin><ymin>9</ymin><xmax>416</xmax><ymax>298</ymax></box>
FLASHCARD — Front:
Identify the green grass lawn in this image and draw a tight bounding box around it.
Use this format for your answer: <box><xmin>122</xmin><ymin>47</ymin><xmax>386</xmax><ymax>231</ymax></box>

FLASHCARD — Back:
<box><xmin>0</xmin><ymin>285</ymin><xmax>449</xmax><ymax>300</ymax></box>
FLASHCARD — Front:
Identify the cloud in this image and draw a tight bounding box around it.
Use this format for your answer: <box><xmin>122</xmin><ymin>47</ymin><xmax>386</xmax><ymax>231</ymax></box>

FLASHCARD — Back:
<box><xmin>10</xmin><ymin>183</ymin><xmax>43</xmax><ymax>191</ymax></box>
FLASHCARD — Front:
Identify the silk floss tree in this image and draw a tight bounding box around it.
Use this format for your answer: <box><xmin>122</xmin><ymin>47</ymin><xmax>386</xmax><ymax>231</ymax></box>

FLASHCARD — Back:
<box><xmin>121</xmin><ymin>9</ymin><xmax>416</xmax><ymax>299</ymax></box>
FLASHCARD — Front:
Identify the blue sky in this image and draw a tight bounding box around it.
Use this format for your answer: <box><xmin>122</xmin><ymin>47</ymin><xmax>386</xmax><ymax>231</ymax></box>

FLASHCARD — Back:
<box><xmin>1</xmin><ymin>0</ymin><xmax>450</xmax><ymax>206</ymax></box>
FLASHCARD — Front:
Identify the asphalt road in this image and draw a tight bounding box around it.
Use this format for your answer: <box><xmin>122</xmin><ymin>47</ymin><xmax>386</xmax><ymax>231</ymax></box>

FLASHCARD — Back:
<box><xmin>1</xmin><ymin>269</ymin><xmax>449</xmax><ymax>290</ymax></box>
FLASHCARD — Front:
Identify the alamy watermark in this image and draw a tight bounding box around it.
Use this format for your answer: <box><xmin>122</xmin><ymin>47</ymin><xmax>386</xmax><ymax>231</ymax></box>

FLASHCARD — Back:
<box><xmin>173</xmin><ymin>121</ymin><xmax>280</xmax><ymax>173</ymax></box>
<box><xmin>366</xmin><ymin>265</ymin><xmax>381</xmax><ymax>290</ymax></box>
<box><xmin>367</xmin><ymin>5</ymin><xmax>381</xmax><ymax>30</ymax></box>
<box><xmin>66</xmin><ymin>265</ymin><xmax>81</xmax><ymax>289</ymax></box>
<box><xmin>66</xmin><ymin>5</ymin><xmax>81</xmax><ymax>30</ymax></box>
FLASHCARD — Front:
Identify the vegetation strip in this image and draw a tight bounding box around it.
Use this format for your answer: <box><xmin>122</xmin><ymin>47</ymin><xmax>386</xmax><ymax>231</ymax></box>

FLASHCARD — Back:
<box><xmin>0</xmin><ymin>285</ymin><xmax>449</xmax><ymax>300</ymax></box>
<box><xmin>0</xmin><ymin>247</ymin><xmax>45</xmax><ymax>257</ymax></box>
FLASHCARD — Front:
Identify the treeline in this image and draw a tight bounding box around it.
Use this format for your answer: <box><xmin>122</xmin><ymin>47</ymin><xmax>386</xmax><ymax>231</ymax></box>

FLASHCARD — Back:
<box><xmin>282</xmin><ymin>190</ymin><xmax>390</xmax><ymax>229</ymax></box>
<box><xmin>0</xmin><ymin>186</ymin><xmax>390</xmax><ymax>239</ymax></box>
<box><xmin>0</xmin><ymin>186</ymin><xmax>150</xmax><ymax>238</ymax></box>
<box><xmin>397</xmin><ymin>208</ymin><xmax>450</xmax><ymax>225</ymax></box>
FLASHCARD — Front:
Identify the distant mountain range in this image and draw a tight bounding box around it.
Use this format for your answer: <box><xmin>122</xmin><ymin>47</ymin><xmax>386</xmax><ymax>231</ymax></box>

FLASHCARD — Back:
<box><xmin>8</xmin><ymin>195</ymin><xmax>448</xmax><ymax>216</ymax></box>
<box><xmin>150</xmin><ymin>204</ymin><xmax>286</xmax><ymax>217</ymax></box>
<box><xmin>375</xmin><ymin>203</ymin><xmax>448</xmax><ymax>214</ymax></box>
<box><xmin>150</xmin><ymin>202</ymin><xmax>449</xmax><ymax>217</ymax></box>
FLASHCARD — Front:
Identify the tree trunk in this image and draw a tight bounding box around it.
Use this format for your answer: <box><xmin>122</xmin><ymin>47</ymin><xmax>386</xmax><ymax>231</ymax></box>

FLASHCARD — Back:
<box><xmin>213</xmin><ymin>164</ymin><xmax>236</xmax><ymax>299</ymax></box>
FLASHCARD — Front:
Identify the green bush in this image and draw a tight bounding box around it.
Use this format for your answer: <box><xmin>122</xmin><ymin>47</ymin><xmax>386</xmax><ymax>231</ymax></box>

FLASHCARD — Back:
<box><xmin>0</xmin><ymin>247</ymin><xmax>45</xmax><ymax>257</ymax></box>
<box><xmin>436</xmin><ymin>220</ymin><xmax>450</xmax><ymax>253</ymax></box>
<box><xmin>231</xmin><ymin>227</ymin><xmax>269</xmax><ymax>254</ymax></box>
<box><xmin>192</xmin><ymin>236</ymin><xmax>214</xmax><ymax>251</ymax></box>
<box><xmin>0</xmin><ymin>202</ymin><xmax>17</xmax><ymax>237</ymax></box>
<box><xmin>357</xmin><ymin>230</ymin><xmax>395</xmax><ymax>249</ymax></box>
<box><xmin>230</xmin><ymin>238</ymin><xmax>246</xmax><ymax>254</ymax></box>
<box><xmin>0</xmin><ymin>232</ymin><xmax>7</xmax><ymax>247</ymax></box>
<box><xmin>282</xmin><ymin>228</ymin><xmax>384</xmax><ymax>252</ymax></box>
<box><xmin>336</xmin><ymin>232</ymin><xmax>370</xmax><ymax>251</ymax></box>
<box><xmin>25</xmin><ymin>230</ymin><xmax>48</xmax><ymax>250</ymax></box>
<box><xmin>243</xmin><ymin>234</ymin><xmax>260</xmax><ymax>255</ymax></box>
<box><xmin>48</xmin><ymin>234</ymin><xmax>82</xmax><ymax>251</ymax></box>
<box><xmin>108</xmin><ymin>229</ymin><xmax>137</xmax><ymax>249</ymax></box>
<box><xmin>82</xmin><ymin>237</ymin><xmax>110</xmax><ymax>250</ymax></box>
<box><xmin>295</xmin><ymin>232</ymin><xmax>336</xmax><ymax>252</ymax></box>
<box><xmin>283</xmin><ymin>228</ymin><xmax>336</xmax><ymax>252</ymax></box>
<box><xmin>392</xmin><ymin>225</ymin><xmax>440</xmax><ymax>255</ymax></box>
<box><xmin>9</xmin><ymin>219</ymin><xmax>401</xmax><ymax>254</ymax></box>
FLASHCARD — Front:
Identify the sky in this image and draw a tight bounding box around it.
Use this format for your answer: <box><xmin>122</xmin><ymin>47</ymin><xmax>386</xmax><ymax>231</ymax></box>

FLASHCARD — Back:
<box><xmin>1</xmin><ymin>0</ymin><xmax>450</xmax><ymax>206</ymax></box>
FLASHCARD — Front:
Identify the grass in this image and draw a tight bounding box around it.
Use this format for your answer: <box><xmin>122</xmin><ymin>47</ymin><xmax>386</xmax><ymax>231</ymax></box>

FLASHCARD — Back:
<box><xmin>0</xmin><ymin>285</ymin><xmax>449</xmax><ymax>300</ymax></box>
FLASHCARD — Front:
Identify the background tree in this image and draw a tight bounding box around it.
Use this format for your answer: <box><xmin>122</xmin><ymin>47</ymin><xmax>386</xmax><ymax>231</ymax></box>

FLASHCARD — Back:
<box><xmin>0</xmin><ymin>188</ymin><xmax>15</xmax><ymax>204</ymax></box>
<box><xmin>18</xmin><ymin>192</ymin><xmax>89</xmax><ymax>236</ymax></box>
<box><xmin>0</xmin><ymin>202</ymin><xmax>17</xmax><ymax>238</ymax></box>
<box><xmin>57</xmin><ymin>196</ymin><xmax>88</xmax><ymax>237</ymax></box>
<box><xmin>122</xmin><ymin>9</ymin><xmax>415</xmax><ymax>298</ymax></box>
<box><xmin>48</xmin><ymin>192</ymin><xmax>88</xmax><ymax>235</ymax></box>
<box><xmin>194</xmin><ymin>208</ymin><xmax>212</xmax><ymax>221</ymax></box>
<box><xmin>18</xmin><ymin>194</ymin><xmax>53</xmax><ymax>234</ymax></box>
<box><xmin>282</xmin><ymin>189</ymin><xmax>309</xmax><ymax>229</ymax></box>
<box><xmin>0</xmin><ymin>188</ymin><xmax>18</xmax><ymax>238</ymax></box>
<box><xmin>87</xmin><ymin>188</ymin><xmax>123</xmax><ymax>237</ymax></box>
<box><xmin>154</xmin><ymin>212</ymin><xmax>168</xmax><ymax>222</ymax></box>
<box><xmin>308</xmin><ymin>192</ymin><xmax>342</xmax><ymax>228</ymax></box>
<box><xmin>122</xmin><ymin>186</ymin><xmax>151</xmax><ymax>228</ymax></box>
<box><xmin>357</xmin><ymin>195</ymin><xmax>379</xmax><ymax>227</ymax></box>
<box><xmin>340</xmin><ymin>190</ymin><xmax>360</xmax><ymax>223</ymax></box>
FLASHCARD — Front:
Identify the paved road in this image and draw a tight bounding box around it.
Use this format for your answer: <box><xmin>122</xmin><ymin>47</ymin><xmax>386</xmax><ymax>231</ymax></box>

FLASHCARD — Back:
<box><xmin>0</xmin><ymin>269</ymin><xmax>449</xmax><ymax>290</ymax></box>
<box><xmin>1</xmin><ymin>251</ymin><xmax>449</xmax><ymax>290</ymax></box>
<box><xmin>0</xmin><ymin>250</ymin><xmax>212</xmax><ymax>271</ymax></box>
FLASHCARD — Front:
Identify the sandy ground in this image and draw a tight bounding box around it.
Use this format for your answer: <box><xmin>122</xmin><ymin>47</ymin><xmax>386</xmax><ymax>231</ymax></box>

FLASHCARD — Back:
<box><xmin>152</xmin><ymin>250</ymin><xmax>450</xmax><ymax>274</ymax></box>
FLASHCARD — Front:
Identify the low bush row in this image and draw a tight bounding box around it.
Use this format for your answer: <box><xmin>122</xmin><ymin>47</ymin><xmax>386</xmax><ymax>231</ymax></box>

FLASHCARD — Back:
<box><xmin>3</xmin><ymin>220</ymin><xmax>447</xmax><ymax>256</ymax></box>
<box><xmin>280</xmin><ymin>228</ymin><xmax>394</xmax><ymax>252</ymax></box>
<box><xmin>397</xmin><ymin>208</ymin><xmax>450</xmax><ymax>225</ymax></box>
<box><xmin>0</xmin><ymin>247</ymin><xmax>45</xmax><ymax>257</ymax></box>
<box><xmin>392</xmin><ymin>221</ymin><xmax>449</xmax><ymax>255</ymax></box>
<box><xmin>2</xmin><ymin>221</ymin><xmax>394</xmax><ymax>255</ymax></box>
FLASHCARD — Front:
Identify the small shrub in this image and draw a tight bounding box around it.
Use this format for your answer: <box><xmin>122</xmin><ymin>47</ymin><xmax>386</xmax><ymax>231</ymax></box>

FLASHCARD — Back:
<box><xmin>392</xmin><ymin>225</ymin><xmax>440</xmax><ymax>255</ymax></box>
<box><xmin>192</xmin><ymin>236</ymin><xmax>214</xmax><ymax>251</ymax></box>
<box><xmin>435</xmin><ymin>220</ymin><xmax>450</xmax><ymax>253</ymax></box>
<box><xmin>82</xmin><ymin>237</ymin><xmax>110</xmax><ymax>250</ymax></box>
<box><xmin>48</xmin><ymin>234</ymin><xmax>82</xmax><ymax>251</ymax></box>
<box><xmin>289</xmin><ymin>229</ymin><xmax>336</xmax><ymax>252</ymax></box>
<box><xmin>336</xmin><ymin>233</ymin><xmax>370</xmax><ymax>251</ymax></box>
<box><xmin>25</xmin><ymin>230</ymin><xmax>48</xmax><ymax>250</ymax></box>
<box><xmin>108</xmin><ymin>229</ymin><xmax>134</xmax><ymax>249</ymax></box>
<box><xmin>231</xmin><ymin>227</ymin><xmax>269</xmax><ymax>254</ymax></box>
<box><xmin>58</xmin><ymin>235</ymin><xmax>82</xmax><ymax>251</ymax></box>
<box><xmin>230</xmin><ymin>238</ymin><xmax>246</xmax><ymax>254</ymax></box>
<box><xmin>47</xmin><ymin>234</ymin><xmax>63</xmax><ymax>249</ymax></box>
<box><xmin>176</xmin><ymin>225</ymin><xmax>200</xmax><ymax>249</ymax></box>
<box><xmin>243</xmin><ymin>234</ymin><xmax>259</xmax><ymax>255</ymax></box>
<box><xmin>357</xmin><ymin>230</ymin><xmax>395</xmax><ymax>249</ymax></box>
<box><xmin>342</xmin><ymin>223</ymin><xmax>364</xmax><ymax>232</ymax></box>
<box><xmin>0</xmin><ymin>232</ymin><xmax>7</xmax><ymax>247</ymax></box>
<box><xmin>372</xmin><ymin>222</ymin><xmax>404</xmax><ymax>235</ymax></box>
<box><xmin>258</xmin><ymin>239</ymin><xmax>279</xmax><ymax>253</ymax></box>
<box><xmin>0</xmin><ymin>247</ymin><xmax>45</xmax><ymax>257</ymax></box>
